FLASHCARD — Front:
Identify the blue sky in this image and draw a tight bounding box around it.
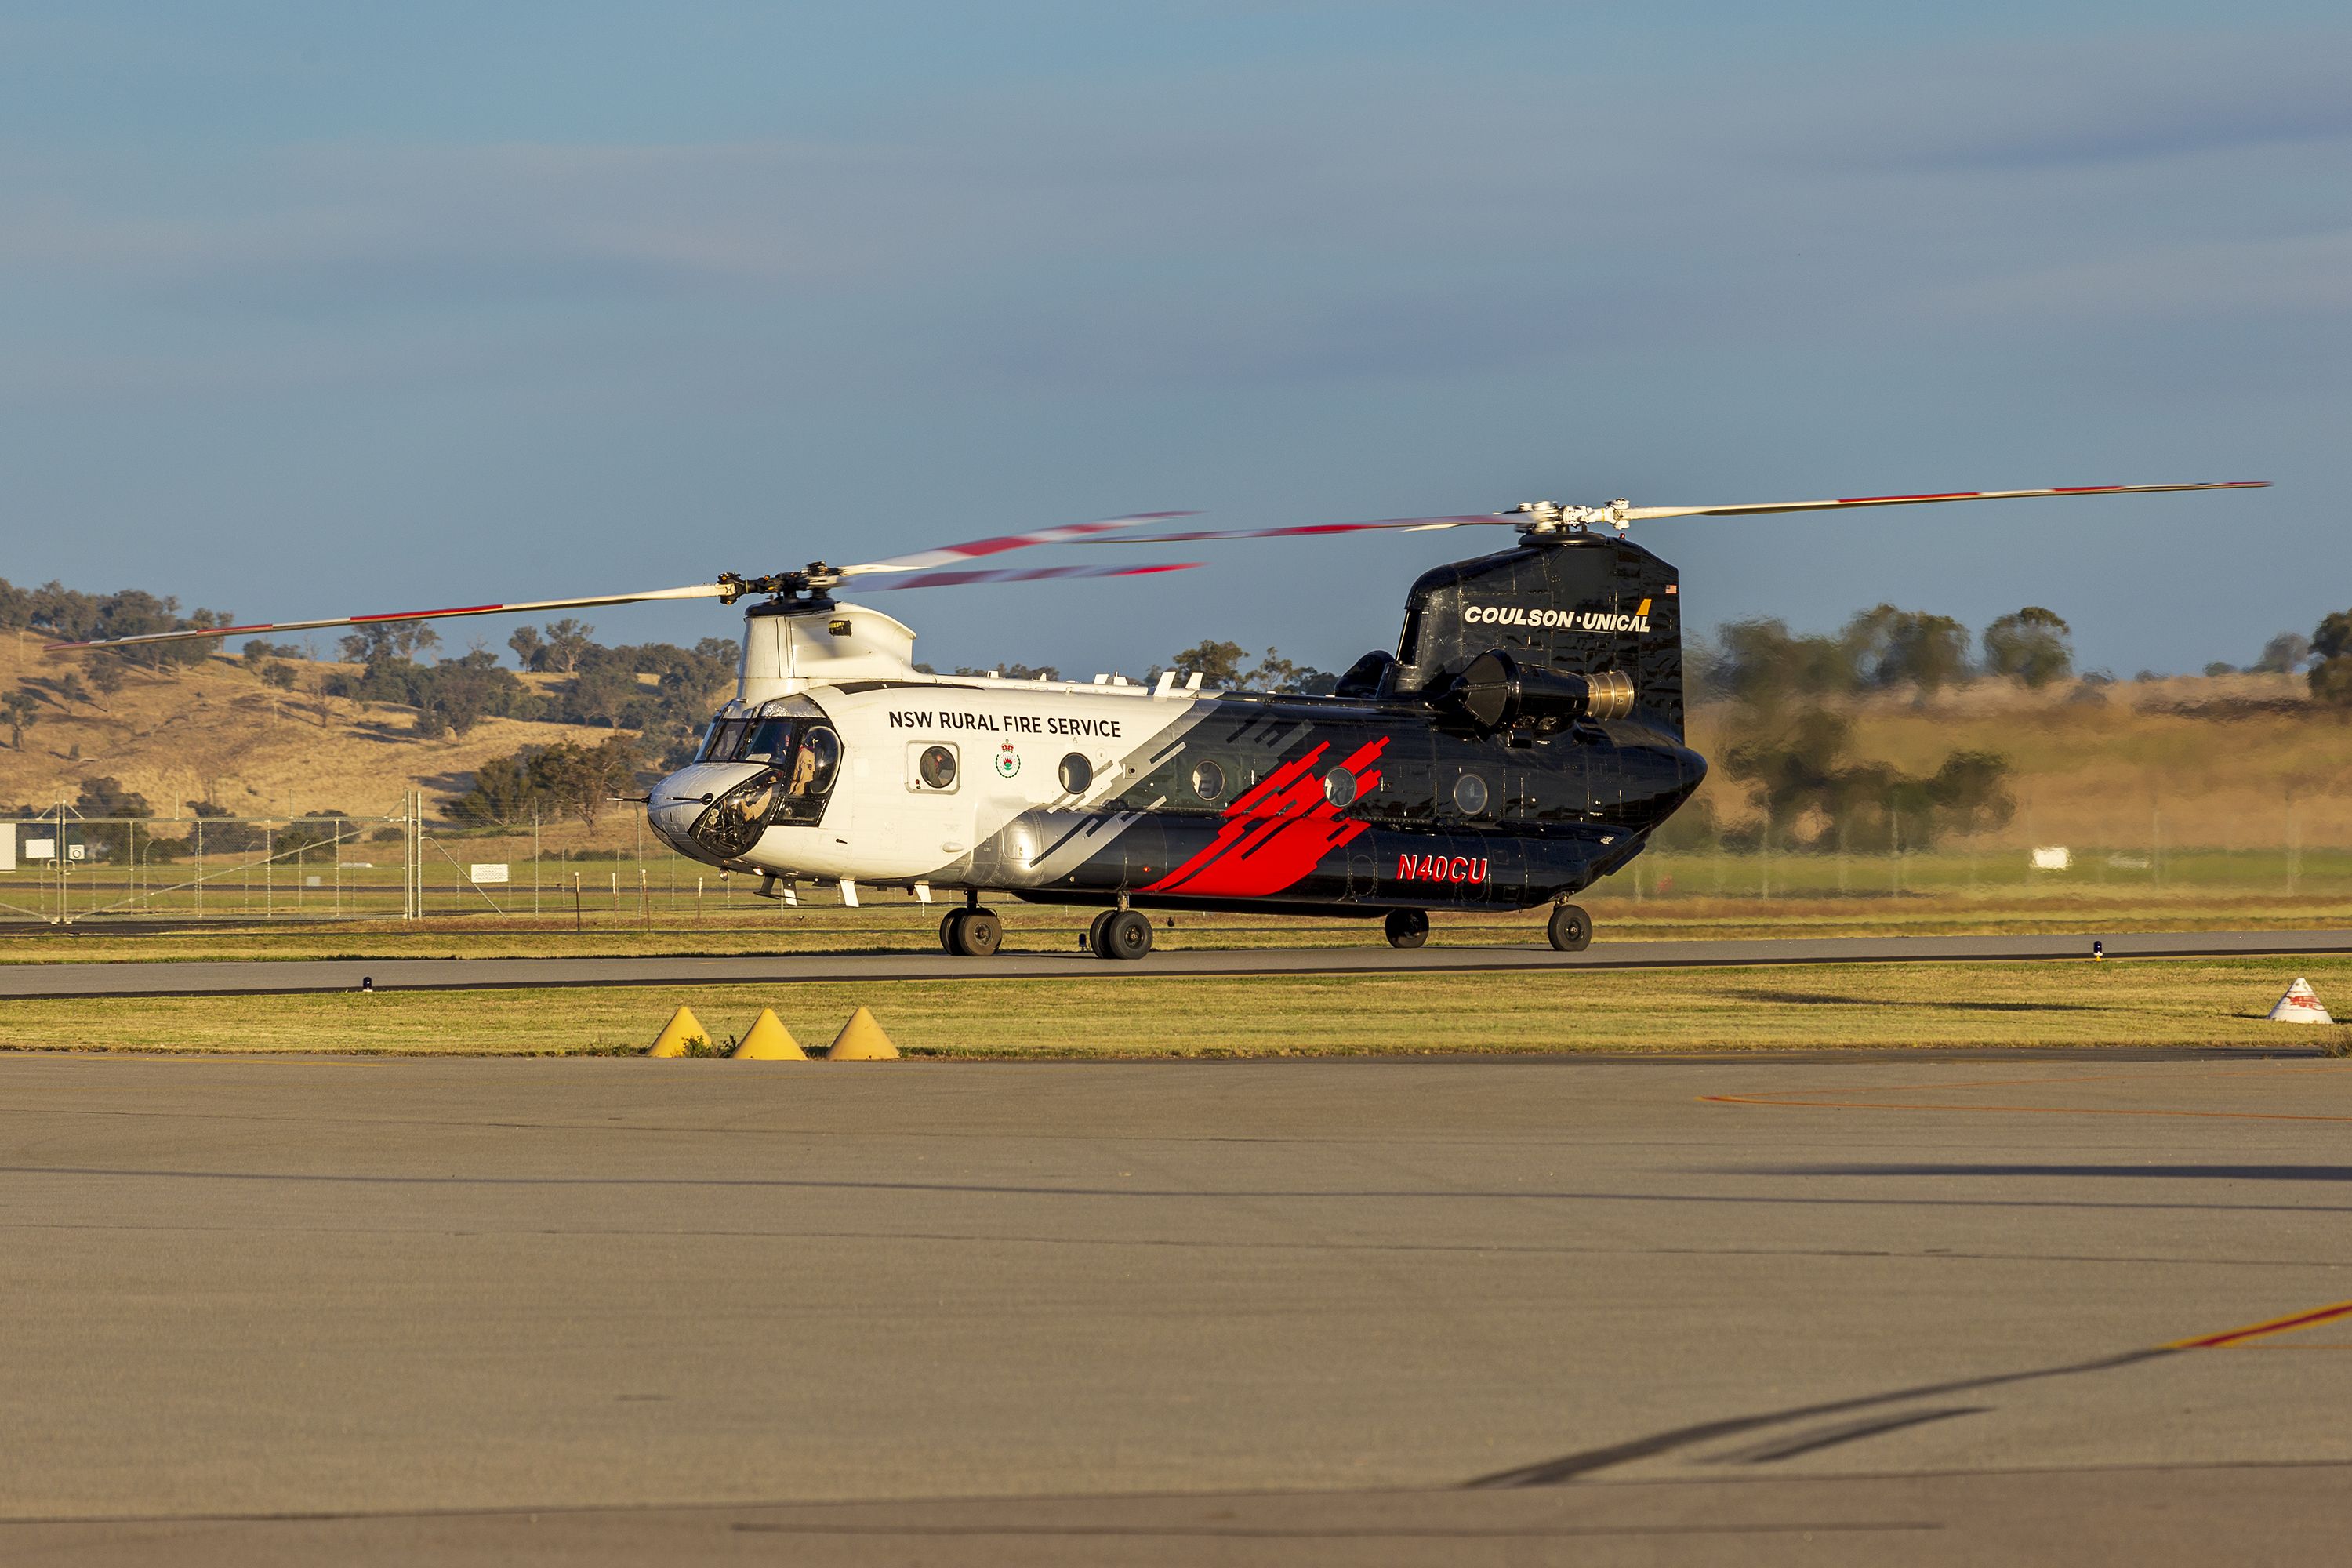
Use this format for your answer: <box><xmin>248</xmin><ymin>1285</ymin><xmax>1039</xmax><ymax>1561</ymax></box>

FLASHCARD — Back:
<box><xmin>2</xmin><ymin>2</ymin><xmax>2343</xmax><ymax>677</ymax></box>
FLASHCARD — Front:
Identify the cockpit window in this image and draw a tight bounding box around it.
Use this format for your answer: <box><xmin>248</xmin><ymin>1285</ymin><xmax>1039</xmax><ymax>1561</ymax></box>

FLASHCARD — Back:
<box><xmin>698</xmin><ymin>719</ymin><xmax>751</xmax><ymax>764</ymax></box>
<box><xmin>741</xmin><ymin>718</ymin><xmax>793</xmax><ymax>764</ymax></box>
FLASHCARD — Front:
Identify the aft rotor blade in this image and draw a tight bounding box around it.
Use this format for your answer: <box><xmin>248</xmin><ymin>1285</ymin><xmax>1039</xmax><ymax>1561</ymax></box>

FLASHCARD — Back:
<box><xmin>863</xmin><ymin>561</ymin><xmax>1204</xmax><ymax>592</ymax></box>
<box><xmin>1623</xmin><ymin>481</ymin><xmax>2269</xmax><ymax>521</ymax></box>
<box><xmin>1079</xmin><ymin>514</ymin><xmax>1514</xmax><ymax>545</ymax></box>
<box><xmin>840</xmin><ymin>512</ymin><xmax>1197</xmax><ymax>577</ymax></box>
<box><xmin>43</xmin><ymin>582</ymin><xmax>732</xmax><ymax>653</ymax></box>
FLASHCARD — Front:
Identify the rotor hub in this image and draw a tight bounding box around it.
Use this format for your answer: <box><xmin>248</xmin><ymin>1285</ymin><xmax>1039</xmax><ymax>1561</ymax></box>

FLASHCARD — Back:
<box><xmin>718</xmin><ymin>564</ymin><xmax>844</xmax><ymax>605</ymax></box>
<box><xmin>1502</xmin><ymin>500</ymin><xmax>1633</xmax><ymax>537</ymax></box>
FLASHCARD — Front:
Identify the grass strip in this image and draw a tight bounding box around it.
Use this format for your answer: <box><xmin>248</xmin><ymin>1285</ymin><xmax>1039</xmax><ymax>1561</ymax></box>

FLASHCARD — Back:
<box><xmin>4</xmin><ymin>957</ymin><xmax>2348</xmax><ymax>1057</ymax></box>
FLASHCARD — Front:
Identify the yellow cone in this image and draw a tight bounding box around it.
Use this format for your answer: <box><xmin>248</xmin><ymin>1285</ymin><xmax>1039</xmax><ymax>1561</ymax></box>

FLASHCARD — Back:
<box><xmin>648</xmin><ymin>1004</ymin><xmax>709</xmax><ymax>1058</ymax></box>
<box><xmin>731</xmin><ymin>1007</ymin><xmax>807</xmax><ymax>1060</ymax></box>
<box><xmin>826</xmin><ymin>1005</ymin><xmax>900</xmax><ymax>1061</ymax></box>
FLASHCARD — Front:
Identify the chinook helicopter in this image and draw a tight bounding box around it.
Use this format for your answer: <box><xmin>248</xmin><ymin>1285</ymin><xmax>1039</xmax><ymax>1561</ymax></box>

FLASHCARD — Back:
<box><xmin>53</xmin><ymin>481</ymin><xmax>2263</xmax><ymax>959</ymax></box>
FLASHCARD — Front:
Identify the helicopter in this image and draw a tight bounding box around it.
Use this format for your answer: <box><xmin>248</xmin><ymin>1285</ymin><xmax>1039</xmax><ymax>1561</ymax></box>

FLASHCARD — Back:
<box><xmin>52</xmin><ymin>480</ymin><xmax>2263</xmax><ymax>959</ymax></box>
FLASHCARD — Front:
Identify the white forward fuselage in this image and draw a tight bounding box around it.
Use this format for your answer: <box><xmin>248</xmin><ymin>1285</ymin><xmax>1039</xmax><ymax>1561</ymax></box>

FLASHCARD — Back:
<box><xmin>644</xmin><ymin>601</ymin><xmax>1213</xmax><ymax>894</ymax></box>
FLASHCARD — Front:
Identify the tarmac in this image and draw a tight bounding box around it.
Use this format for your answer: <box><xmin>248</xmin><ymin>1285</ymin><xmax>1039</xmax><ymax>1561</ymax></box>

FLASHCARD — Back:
<box><xmin>5</xmin><ymin>1049</ymin><xmax>2351</xmax><ymax>1564</ymax></box>
<box><xmin>3</xmin><ymin>925</ymin><xmax>2350</xmax><ymax>996</ymax></box>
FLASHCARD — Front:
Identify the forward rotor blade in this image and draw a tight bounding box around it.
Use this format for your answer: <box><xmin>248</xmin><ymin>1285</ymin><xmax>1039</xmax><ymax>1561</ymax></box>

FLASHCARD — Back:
<box><xmin>43</xmin><ymin>583</ymin><xmax>731</xmax><ymax>653</ymax></box>
<box><xmin>863</xmin><ymin>561</ymin><xmax>1204</xmax><ymax>592</ymax></box>
<box><xmin>840</xmin><ymin>512</ymin><xmax>1197</xmax><ymax>577</ymax></box>
<box><xmin>1078</xmin><ymin>514</ymin><xmax>1513</xmax><ymax>545</ymax></box>
<box><xmin>1622</xmin><ymin>481</ymin><xmax>2268</xmax><ymax>521</ymax></box>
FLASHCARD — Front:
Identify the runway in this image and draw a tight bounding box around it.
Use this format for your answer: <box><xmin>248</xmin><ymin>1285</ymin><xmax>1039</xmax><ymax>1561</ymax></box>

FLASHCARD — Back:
<box><xmin>5</xmin><ymin>1051</ymin><xmax>2350</xmax><ymax>1564</ymax></box>
<box><xmin>3</xmin><ymin>925</ymin><xmax>2350</xmax><ymax>997</ymax></box>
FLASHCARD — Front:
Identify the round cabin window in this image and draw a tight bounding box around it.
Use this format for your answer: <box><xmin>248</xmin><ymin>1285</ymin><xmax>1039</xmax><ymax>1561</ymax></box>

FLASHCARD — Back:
<box><xmin>1191</xmin><ymin>759</ymin><xmax>1228</xmax><ymax>804</ymax></box>
<box><xmin>1453</xmin><ymin>773</ymin><xmax>1490</xmax><ymax>815</ymax></box>
<box><xmin>1058</xmin><ymin>753</ymin><xmax>1093</xmax><ymax>793</ymax></box>
<box><xmin>1323</xmin><ymin>766</ymin><xmax>1359</xmax><ymax>809</ymax></box>
<box><xmin>918</xmin><ymin>745</ymin><xmax>957</xmax><ymax>790</ymax></box>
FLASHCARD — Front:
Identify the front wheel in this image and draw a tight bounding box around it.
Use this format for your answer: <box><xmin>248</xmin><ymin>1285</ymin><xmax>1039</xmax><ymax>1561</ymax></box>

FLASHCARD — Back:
<box><xmin>1547</xmin><ymin>902</ymin><xmax>1592</xmax><ymax>953</ymax></box>
<box><xmin>939</xmin><ymin>909</ymin><xmax>964</xmax><ymax>954</ymax></box>
<box><xmin>1385</xmin><ymin>909</ymin><xmax>1429</xmax><ymax>949</ymax></box>
<box><xmin>1102</xmin><ymin>909</ymin><xmax>1154</xmax><ymax>960</ymax></box>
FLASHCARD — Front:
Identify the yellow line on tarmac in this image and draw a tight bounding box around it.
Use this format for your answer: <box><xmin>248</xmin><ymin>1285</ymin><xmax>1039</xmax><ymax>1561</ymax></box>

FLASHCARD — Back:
<box><xmin>2170</xmin><ymin>1299</ymin><xmax>2352</xmax><ymax>1350</ymax></box>
<box><xmin>1699</xmin><ymin>1094</ymin><xmax>2352</xmax><ymax>1123</ymax></box>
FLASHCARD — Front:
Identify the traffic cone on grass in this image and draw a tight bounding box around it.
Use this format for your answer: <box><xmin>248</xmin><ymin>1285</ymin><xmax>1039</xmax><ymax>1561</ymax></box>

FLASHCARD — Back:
<box><xmin>2267</xmin><ymin>978</ymin><xmax>2335</xmax><ymax>1025</ymax></box>
<box><xmin>648</xmin><ymin>1004</ymin><xmax>710</xmax><ymax>1058</ymax></box>
<box><xmin>827</xmin><ymin>1006</ymin><xmax>899</xmax><ymax>1061</ymax></box>
<box><xmin>731</xmin><ymin>1008</ymin><xmax>807</xmax><ymax>1059</ymax></box>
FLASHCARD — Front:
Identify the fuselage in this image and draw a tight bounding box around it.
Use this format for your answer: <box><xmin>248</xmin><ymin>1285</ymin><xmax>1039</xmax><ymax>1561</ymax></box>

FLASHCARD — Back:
<box><xmin>648</xmin><ymin>664</ymin><xmax>1704</xmax><ymax>915</ymax></box>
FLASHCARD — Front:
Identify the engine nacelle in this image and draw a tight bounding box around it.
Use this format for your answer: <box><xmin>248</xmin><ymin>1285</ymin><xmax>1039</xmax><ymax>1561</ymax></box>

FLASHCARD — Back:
<box><xmin>1444</xmin><ymin>650</ymin><xmax>1635</xmax><ymax>731</ymax></box>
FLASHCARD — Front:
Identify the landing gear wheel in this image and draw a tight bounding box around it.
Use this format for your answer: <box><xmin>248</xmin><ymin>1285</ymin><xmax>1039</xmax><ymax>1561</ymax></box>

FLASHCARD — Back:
<box><xmin>939</xmin><ymin>909</ymin><xmax>964</xmax><ymax>953</ymax></box>
<box><xmin>1101</xmin><ymin>909</ymin><xmax>1154</xmax><ymax>960</ymax></box>
<box><xmin>1385</xmin><ymin>909</ymin><xmax>1429</xmax><ymax>949</ymax></box>
<box><xmin>1547</xmin><ymin>902</ymin><xmax>1592</xmax><ymax>953</ymax></box>
<box><xmin>1086</xmin><ymin>909</ymin><xmax>1117</xmax><ymax>958</ymax></box>
<box><xmin>951</xmin><ymin>908</ymin><xmax>1003</xmax><ymax>957</ymax></box>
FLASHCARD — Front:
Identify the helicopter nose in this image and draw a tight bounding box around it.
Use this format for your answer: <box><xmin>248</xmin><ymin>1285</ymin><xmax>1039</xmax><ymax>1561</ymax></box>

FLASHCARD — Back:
<box><xmin>646</xmin><ymin>764</ymin><xmax>762</xmax><ymax>861</ymax></box>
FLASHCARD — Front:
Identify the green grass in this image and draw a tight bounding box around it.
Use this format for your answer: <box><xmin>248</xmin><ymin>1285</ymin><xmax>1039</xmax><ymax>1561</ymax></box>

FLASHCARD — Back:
<box><xmin>5</xmin><ymin>957</ymin><xmax>2347</xmax><ymax>1057</ymax></box>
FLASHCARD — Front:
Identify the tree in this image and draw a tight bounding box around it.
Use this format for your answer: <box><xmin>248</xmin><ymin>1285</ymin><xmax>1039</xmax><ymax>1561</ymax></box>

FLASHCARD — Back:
<box><xmin>261</xmin><ymin>662</ymin><xmax>299</xmax><ymax>691</ymax></box>
<box><xmin>1721</xmin><ymin>706</ymin><xmax>2012</xmax><ymax>853</ymax></box>
<box><xmin>339</xmin><ymin>621</ymin><xmax>440</xmax><ymax>666</ymax></box>
<box><xmin>534</xmin><ymin>736</ymin><xmax>640</xmax><ymax>827</ymax></box>
<box><xmin>508</xmin><ymin>625</ymin><xmax>546</xmax><ymax>670</ymax></box>
<box><xmin>74</xmin><ymin>776</ymin><xmax>156</xmax><ymax>862</ymax></box>
<box><xmin>414</xmin><ymin>650</ymin><xmax>524</xmax><ymax>739</ymax></box>
<box><xmin>2254</xmin><ymin>632</ymin><xmax>2311</xmax><ymax>674</ymax></box>
<box><xmin>1843</xmin><ymin>605</ymin><xmax>1971</xmax><ymax>692</ymax></box>
<box><xmin>1167</xmin><ymin>639</ymin><xmax>1250</xmax><ymax>687</ymax></box>
<box><xmin>1247</xmin><ymin>647</ymin><xmax>1338</xmax><ymax>695</ymax></box>
<box><xmin>86</xmin><ymin>655</ymin><xmax>127</xmax><ymax>701</ymax></box>
<box><xmin>540</xmin><ymin>619</ymin><xmax>594</xmax><ymax>675</ymax></box>
<box><xmin>2310</xmin><ymin>611</ymin><xmax>2352</xmax><ymax>706</ymax></box>
<box><xmin>1</xmin><ymin>689</ymin><xmax>36</xmax><ymax>750</ymax></box>
<box><xmin>1706</xmin><ymin>619</ymin><xmax>1858</xmax><ymax>710</ymax></box>
<box><xmin>1982</xmin><ymin>607</ymin><xmax>2074</xmax><ymax>688</ymax></box>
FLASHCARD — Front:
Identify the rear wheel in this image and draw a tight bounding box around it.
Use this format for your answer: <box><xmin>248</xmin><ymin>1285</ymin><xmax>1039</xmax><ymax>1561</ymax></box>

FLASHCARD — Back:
<box><xmin>938</xmin><ymin>909</ymin><xmax>964</xmax><ymax>953</ymax></box>
<box><xmin>1086</xmin><ymin>909</ymin><xmax>1117</xmax><ymax>958</ymax></box>
<box><xmin>1384</xmin><ymin>909</ymin><xmax>1429</xmax><ymax>949</ymax></box>
<box><xmin>1547</xmin><ymin>902</ymin><xmax>1592</xmax><ymax>953</ymax></box>
<box><xmin>950</xmin><ymin>908</ymin><xmax>1002</xmax><ymax>956</ymax></box>
<box><xmin>1102</xmin><ymin>909</ymin><xmax>1154</xmax><ymax>960</ymax></box>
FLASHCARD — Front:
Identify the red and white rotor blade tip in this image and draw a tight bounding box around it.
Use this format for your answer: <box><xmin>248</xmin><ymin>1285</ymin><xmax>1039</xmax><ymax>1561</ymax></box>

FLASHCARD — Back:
<box><xmin>42</xmin><ymin>582</ymin><xmax>731</xmax><ymax>653</ymax></box>
<box><xmin>840</xmin><ymin>512</ymin><xmax>1197</xmax><ymax>577</ymax></box>
<box><xmin>864</xmin><ymin>561</ymin><xmax>1204</xmax><ymax>592</ymax></box>
<box><xmin>1078</xmin><ymin>514</ymin><xmax>1512</xmax><ymax>546</ymax></box>
<box><xmin>1625</xmin><ymin>481</ymin><xmax>2269</xmax><ymax>522</ymax></box>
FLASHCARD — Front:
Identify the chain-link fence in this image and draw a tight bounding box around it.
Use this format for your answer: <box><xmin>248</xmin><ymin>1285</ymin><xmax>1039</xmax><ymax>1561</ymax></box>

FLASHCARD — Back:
<box><xmin>0</xmin><ymin>793</ymin><xmax>795</xmax><ymax>926</ymax></box>
<box><xmin>5</xmin><ymin>801</ymin><xmax>2345</xmax><ymax>927</ymax></box>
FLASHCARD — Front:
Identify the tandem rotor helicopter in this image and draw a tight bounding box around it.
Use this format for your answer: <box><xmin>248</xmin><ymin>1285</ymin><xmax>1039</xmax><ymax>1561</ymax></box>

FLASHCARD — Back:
<box><xmin>55</xmin><ymin>480</ymin><xmax>2263</xmax><ymax>959</ymax></box>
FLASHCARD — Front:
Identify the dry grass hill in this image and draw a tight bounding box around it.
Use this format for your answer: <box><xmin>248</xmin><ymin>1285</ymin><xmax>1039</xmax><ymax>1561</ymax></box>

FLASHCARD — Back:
<box><xmin>0</xmin><ymin>630</ymin><xmax>625</xmax><ymax>829</ymax></box>
<box><xmin>1684</xmin><ymin>670</ymin><xmax>2352</xmax><ymax>849</ymax></box>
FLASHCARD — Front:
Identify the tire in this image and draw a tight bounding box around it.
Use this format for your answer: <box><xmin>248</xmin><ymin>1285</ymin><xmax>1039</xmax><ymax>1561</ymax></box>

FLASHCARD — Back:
<box><xmin>939</xmin><ymin>909</ymin><xmax>964</xmax><ymax>953</ymax></box>
<box><xmin>1385</xmin><ymin>909</ymin><xmax>1429</xmax><ymax>949</ymax></box>
<box><xmin>953</xmin><ymin>908</ymin><xmax>1003</xmax><ymax>957</ymax></box>
<box><xmin>1086</xmin><ymin>909</ymin><xmax>1116</xmax><ymax>958</ymax></box>
<box><xmin>1547</xmin><ymin>902</ymin><xmax>1592</xmax><ymax>953</ymax></box>
<box><xmin>1102</xmin><ymin>909</ymin><xmax>1154</xmax><ymax>960</ymax></box>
